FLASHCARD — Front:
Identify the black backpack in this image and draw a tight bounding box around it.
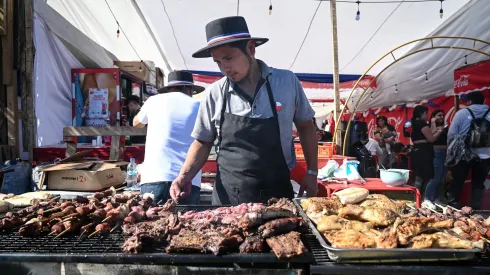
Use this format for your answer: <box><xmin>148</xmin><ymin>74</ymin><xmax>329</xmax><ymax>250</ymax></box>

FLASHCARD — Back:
<box><xmin>466</xmin><ymin>108</ymin><xmax>490</xmax><ymax>148</ymax></box>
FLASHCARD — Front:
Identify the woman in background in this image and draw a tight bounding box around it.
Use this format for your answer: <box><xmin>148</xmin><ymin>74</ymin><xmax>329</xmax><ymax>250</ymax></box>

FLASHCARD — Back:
<box><xmin>374</xmin><ymin>116</ymin><xmax>397</xmax><ymax>168</ymax></box>
<box><xmin>423</xmin><ymin>109</ymin><xmax>448</xmax><ymax>209</ymax></box>
<box><xmin>410</xmin><ymin>106</ymin><xmax>444</xmax><ymax>207</ymax></box>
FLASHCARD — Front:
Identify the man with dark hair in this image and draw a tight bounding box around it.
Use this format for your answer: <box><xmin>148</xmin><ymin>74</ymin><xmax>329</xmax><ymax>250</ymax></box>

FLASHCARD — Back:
<box><xmin>447</xmin><ymin>91</ymin><xmax>490</xmax><ymax>209</ymax></box>
<box><xmin>125</xmin><ymin>95</ymin><xmax>146</xmax><ymax>144</ymax></box>
<box><xmin>133</xmin><ymin>71</ymin><xmax>205</xmax><ymax>204</ymax></box>
<box><xmin>170</xmin><ymin>16</ymin><xmax>318</xmax><ymax>204</ymax></box>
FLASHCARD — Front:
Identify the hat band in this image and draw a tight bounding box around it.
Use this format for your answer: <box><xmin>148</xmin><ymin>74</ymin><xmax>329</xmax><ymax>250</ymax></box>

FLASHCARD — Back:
<box><xmin>168</xmin><ymin>80</ymin><xmax>194</xmax><ymax>85</ymax></box>
<box><xmin>207</xmin><ymin>32</ymin><xmax>251</xmax><ymax>45</ymax></box>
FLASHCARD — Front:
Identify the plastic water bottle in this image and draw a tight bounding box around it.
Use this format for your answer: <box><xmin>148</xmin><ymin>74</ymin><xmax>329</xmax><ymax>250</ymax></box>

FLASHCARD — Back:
<box><xmin>126</xmin><ymin>158</ymin><xmax>138</xmax><ymax>187</ymax></box>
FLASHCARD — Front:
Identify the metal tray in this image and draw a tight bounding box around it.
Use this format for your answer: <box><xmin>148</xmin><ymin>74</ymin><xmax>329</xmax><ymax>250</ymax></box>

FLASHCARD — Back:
<box><xmin>292</xmin><ymin>198</ymin><xmax>481</xmax><ymax>263</ymax></box>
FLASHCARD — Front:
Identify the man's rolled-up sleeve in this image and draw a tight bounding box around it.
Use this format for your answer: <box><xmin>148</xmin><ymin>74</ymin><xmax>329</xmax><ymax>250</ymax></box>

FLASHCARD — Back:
<box><xmin>292</xmin><ymin>74</ymin><xmax>315</xmax><ymax>124</ymax></box>
<box><xmin>192</xmin><ymin>89</ymin><xmax>217</xmax><ymax>143</ymax></box>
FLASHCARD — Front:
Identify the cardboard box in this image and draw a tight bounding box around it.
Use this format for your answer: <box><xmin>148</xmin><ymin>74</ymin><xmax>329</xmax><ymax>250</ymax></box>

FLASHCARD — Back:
<box><xmin>156</xmin><ymin>67</ymin><xmax>165</xmax><ymax>89</ymax></box>
<box><xmin>114</xmin><ymin>61</ymin><xmax>150</xmax><ymax>83</ymax></box>
<box><xmin>38</xmin><ymin>161</ymin><xmax>125</xmax><ymax>191</ymax></box>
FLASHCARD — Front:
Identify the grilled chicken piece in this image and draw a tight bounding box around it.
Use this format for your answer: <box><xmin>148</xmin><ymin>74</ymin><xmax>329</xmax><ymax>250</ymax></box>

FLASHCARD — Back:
<box><xmin>408</xmin><ymin>232</ymin><xmax>478</xmax><ymax>250</ymax></box>
<box><xmin>397</xmin><ymin>217</ymin><xmax>454</xmax><ymax>245</ymax></box>
<box><xmin>300</xmin><ymin>197</ymin><xmax>342</xmax><ymax>214</ymax></box>
<box><xmin>316</xmin><ymin>215</ymin><xmax>372</xmax><ymax>233</ymax></box>
<box><xmin>367</xmin><ymin>218</ymin><xmax>401</xmax><ymax>248</ymax></box>
<box><xmin>324</xmin><ymin>229</ymin><xmax>376</xmax><ymax>248</ymax></box>
<box><xmin>359</xmin><ymin>194</ymin><xmax>406</xmax><ymax>214</ymax></box>
<box><xmin>338</xmin><ymin>205</ymin><xmax>399</xmax><ymax>227</ymax></box>
<box><xmin>267</xmin><ymin>198</ymin><xmax>298</xmax><ymax>215</ymax></box>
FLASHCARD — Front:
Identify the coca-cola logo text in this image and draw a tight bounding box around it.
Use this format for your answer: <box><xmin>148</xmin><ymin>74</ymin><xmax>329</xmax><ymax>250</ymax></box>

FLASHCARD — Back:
<box><xmin>454</xmin><ymin>75</ymin><xmax>469</xmax><ymax>89</ymax></box>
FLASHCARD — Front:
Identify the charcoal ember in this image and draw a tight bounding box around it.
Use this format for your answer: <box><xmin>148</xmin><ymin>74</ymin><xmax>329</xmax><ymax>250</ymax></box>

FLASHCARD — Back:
<box><xmin>239</xmin><ymin>235</ymin><xmax>267</xmax><ymax>253</ymax></box>
<box><xmin>266</xmin><ymin>231</ymin><xmax>307</xmax><ymax>259</ymax></box>
<box><xmin>258</xmin><ymin>217</ymin><xmax>306</xmax><ymax>239</ymax></box>
<box><xmin>461</xmin><ymin>206</ymin><xmax>473</xmax><ymax>215</ymax></box>
<box><xmin>123</xmin><ymin>236</ymin><xmax>142</xmax><ymax>253</ymax></box>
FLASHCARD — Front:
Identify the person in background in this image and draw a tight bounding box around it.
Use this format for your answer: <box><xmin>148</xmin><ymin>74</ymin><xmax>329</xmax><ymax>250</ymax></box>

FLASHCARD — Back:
<box><xmin>374</xmin><ymin>116</ymin><xmax>397</xmax><ymax>168</ymax></box>
<box><xmin>133</xmin><ymin>71</ymin><xmax>205</xmax><ymax>204</ymax></box>
<box><xmin>171</xmin><ymin>16</ymin><xmax>318</xmax><ymax>204</ymax></box>
<box><xmin>365</xmin><ymin>137</ymin><xmax>383</xmax><ymax>157</ymax></box>
<box><xmin>126</xmin><ymin>95</ymin><xmax>146</xmax><ymax>144</ymax></box>
<box><xmin>447</xmin><ymin>91</ymin><xmax>490</xmax><ymax>209</ymax></box>
<box><xmin>410</xmin><ymin>105</ymin><xmax>444</xmax><ymax>209</ymax></box>
<box><xmin>423</xmin><ymin>109</ymin><xmax>448</xmax><ymax>208</ymax></box>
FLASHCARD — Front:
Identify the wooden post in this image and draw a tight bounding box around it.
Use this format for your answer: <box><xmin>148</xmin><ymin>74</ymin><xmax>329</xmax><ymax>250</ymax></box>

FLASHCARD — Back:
<box><xmin>330</xmin><ymin>0</ymin><xmax>342</xmax><ymax>153</ymax></box>
<box><xmin>4</xmin><ymin>0</ymin><xmax>18</xmax><ymax>158</ymax></box>
<box><xmin>18</xmin><ymin>0</ymin><xmax>35</xmax><ymax>162</ymax></box>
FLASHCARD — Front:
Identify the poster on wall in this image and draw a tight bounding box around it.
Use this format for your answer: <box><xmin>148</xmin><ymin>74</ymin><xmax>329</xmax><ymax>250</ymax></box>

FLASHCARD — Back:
<box><xmin>72</xmin><ymin>68</ymin><xmax>121</xmax><ymax>128</ymax></box>
<box><xmin>88</xmin><ymin>88</ymin><xmax>109</xmax><ymax>119</ymax></box>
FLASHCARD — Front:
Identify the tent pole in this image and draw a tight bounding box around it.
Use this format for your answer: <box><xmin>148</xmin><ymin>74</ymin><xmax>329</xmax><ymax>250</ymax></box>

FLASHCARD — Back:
<box><xmin>329</xmin><ymin>0</ymin><xmax>342</xmax><ymax>154</ymax></box>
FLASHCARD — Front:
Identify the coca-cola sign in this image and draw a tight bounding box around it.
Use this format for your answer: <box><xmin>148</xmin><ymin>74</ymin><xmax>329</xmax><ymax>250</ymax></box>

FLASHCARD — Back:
<box><xmin>454</xmin><ymin>74</ymin><xmax>469</xmax><ymax>89</ymax></box>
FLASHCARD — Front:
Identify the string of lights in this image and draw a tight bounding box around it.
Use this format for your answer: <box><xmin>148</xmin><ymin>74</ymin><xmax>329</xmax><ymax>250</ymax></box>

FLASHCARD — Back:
<box><xmin>366</xmin><ymin>43</ymin><xmax>490</xmax><ymax>101</ymax></box>
<box><xmin>104</xmin><ymin>0</ymin><xmax>158</xmax><ymax>81</ymax></box>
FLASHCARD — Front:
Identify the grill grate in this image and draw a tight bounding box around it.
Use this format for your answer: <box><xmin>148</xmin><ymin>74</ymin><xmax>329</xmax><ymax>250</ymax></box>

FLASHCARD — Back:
<box><xmin>0</xmin><ymin>204</ymin><xmax>327</xmax><ymax>266</ymax></box>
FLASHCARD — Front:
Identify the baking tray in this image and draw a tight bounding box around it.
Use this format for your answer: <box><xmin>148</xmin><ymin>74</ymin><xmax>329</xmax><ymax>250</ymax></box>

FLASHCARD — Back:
<box><xmin>292</xmin><ymin>198</ymin><xmax>481</xmax><ymax>263</ymax></box>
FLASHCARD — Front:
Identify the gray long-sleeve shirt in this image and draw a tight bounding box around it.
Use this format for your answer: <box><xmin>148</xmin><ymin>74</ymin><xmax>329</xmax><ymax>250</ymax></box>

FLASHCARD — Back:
<box><xmin>448</xmin><ymin>104</ymin><xmax>490</xmax><ymax>159</ymax></box>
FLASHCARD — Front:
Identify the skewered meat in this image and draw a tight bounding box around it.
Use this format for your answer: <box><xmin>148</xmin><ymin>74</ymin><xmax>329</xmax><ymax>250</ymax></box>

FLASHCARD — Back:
<box><xmin>80</xmin><ymin>222</ymin><xmax>95</xmax><ymax>235</ymax></box>
<box><xmin>316</xmin><ymin>215</ymin><xmax>372</xmax><ymax>233</ymax></box>
<box><xmin>89</xmin><ymin>209</ymin><xmax>107</xmax><ymax>220</ymax></box>
<box><xmin>266</xmin><ymin>231</ymin><xmax>307</xmax><ymax>259</ymax></box>
<box><xmin>50</xmin><ymin>222</ymin><xmax>65</xmax><ymax>234</ymax></box>
<box><xmin>238</xmin><ymin>209</ymin><xmax>295</xmax><ymax>229</ymax></box>
<box><xmin>76</xmin><ymin>205</ymin><xmax>92</xmax><ymax>216</ymax></box>
<box><xmin>397</xmin><ymin>217</ymin><xmax>454</xmax><ymax>245</ymax></box>
<box><xmin>461</xmin><ymin>206</ymin><xmax>473</xmax><ymax>215</ymax></box>
<box><xmin>257</xmin><ymin>217</ymin><xmax>305</xmax><ymax>238</ymax></box>
<box><xmin>104</xmin><ymin>202</ymin><xmax>116</xmax><ymax>212</ymax></box>
<box><xmin>74</xmin><ymin>196</ymin><xmax>89</xmax><ymax>204</ymax></box>
<box><xmin>93</xmin><ymin>192</ymin><xmax>105</xmax><ymax>201</ymax></box>
<box><xmin>338</xmin><ymin>205</ymin><xmax>399</xmax><ymax>227</ymax></box>
<box><xmin>324</xmin><ymin>229</ymin><xmax>376</xmax><ymax>248</ymax></box>
<box><xmin>239</xmin><ymin>235</ymin><xmax>267</xmax><ymax>253</ymax></box>
<box><xmin>300</xmin><ymin>197</ymin><xmax>342</xmax><ymax>214</ymax></box>
<box><xmin>94</xmin><ymin>223</ymin><xmax>111</xmax><ymax>234</ymax></box>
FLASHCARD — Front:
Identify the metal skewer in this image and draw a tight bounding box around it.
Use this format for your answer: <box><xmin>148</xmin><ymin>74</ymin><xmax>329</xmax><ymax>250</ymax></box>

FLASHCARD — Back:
<box><xmin>53</xmin><ymin>228</ymin><xmax>70</xmax><ymax>239</ymax></box>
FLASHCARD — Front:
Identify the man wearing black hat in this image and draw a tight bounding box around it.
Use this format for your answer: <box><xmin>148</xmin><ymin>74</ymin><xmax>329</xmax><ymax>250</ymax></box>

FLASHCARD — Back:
<box><xmin>170</xmin><ymin>16</ymin><xmax>318</xmax><ymax>204</ymax></box>
<box><xmin>134</xmin><ymin>71</ymin><xmax>205</xmax><ymax>204</ymax></box>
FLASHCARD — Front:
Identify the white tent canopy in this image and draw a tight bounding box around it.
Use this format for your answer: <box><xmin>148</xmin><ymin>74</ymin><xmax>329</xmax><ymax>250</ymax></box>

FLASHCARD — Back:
<box><xmin>45</xmin><ymin>0</ymin><xmax>469</xmax><ymax>75</ymax></box>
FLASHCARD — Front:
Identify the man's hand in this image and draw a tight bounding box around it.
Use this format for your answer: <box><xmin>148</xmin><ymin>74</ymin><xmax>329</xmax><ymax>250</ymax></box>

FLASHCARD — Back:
<box><xmin>298</xmin><ymin>174</ymin><xmax>319</xmax><ymax>197</ymax></box>
<box><xmin>170</xmin><ymin>175</ymin><xmax>192</xmax><ymax>201</ymax></box>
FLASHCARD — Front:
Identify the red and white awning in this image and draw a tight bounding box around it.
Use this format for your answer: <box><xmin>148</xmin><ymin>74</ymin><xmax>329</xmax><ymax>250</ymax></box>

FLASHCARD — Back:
<box><xmin>454</xmin><ymin>59</ymin><xmax>490</xmax><ymax>95</ymax></box>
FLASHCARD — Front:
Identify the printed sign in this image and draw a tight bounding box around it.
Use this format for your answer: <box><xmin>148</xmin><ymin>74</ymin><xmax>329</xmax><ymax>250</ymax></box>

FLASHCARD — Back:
<box><xmin>88</xmin><ymin>88</ymin><xmax>109</xmax><ymax>119</ymax></box>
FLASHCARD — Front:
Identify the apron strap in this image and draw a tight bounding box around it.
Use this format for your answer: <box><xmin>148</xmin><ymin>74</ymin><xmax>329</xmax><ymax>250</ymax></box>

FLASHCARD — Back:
<box><xmin>217</xmin><ymin>78</ymin><xmax>230</xmax><ymax>156</ymax></box>
<box><xmin>265</xmin><ymin>77</ymin><xmax>278</xmax><ymax>118</ymax></box>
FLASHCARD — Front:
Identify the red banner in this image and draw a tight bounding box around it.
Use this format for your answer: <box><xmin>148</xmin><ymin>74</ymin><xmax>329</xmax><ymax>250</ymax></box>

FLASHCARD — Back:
<box><xmin>454</xmin><ymin>59</ymin><xmax>490</xmax><ymax>94</ymax></box>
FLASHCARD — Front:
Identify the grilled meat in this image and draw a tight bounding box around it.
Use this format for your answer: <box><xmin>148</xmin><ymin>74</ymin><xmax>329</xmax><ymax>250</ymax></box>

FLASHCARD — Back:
<box><xmin>316</xmin><ymin>215</ymin><xmax>372</xmax><ymax>233</ymax></box>
<box><xmin>338</xmin><ymin>205</ymin><xmax>399</xmax><ymax>227</ymax></box>
<box><xmin>123</xmin><ymin>236</ymin><xmax>142</xmax><ymax>253</ymax></box>
<box><xmin>239</xmin><ymin>235</ymin><xmax>267</xmax><ymax>253</ymax></box>
<box><xmin>257</xmin><ymin>217</ymin><xmax>306</xmax><ymax>238</ymax></box>
<box><xmin>267</xmin><ymin>198</ymin><xmax>298</xmax><ymax>215</ymax></box>
<box><xmin>408</xmin><ymin>232</ymin><xmax>478</xmax><ymax>249</ymax></box>
<box><xmin>238</xmin><ymin>209</ymin><xmax>295</xmax><ymax>229</ymax></box>
<box><xmin>166</xmin><ymin>227</ymin><xmax>243</xmax><ymax>255</ymax></box>
<box><xmin>266</xmin><ymin>231</ymin><xmax>307</xmax><ymax>259</ymax></box>
<box><xmin>397</xmin><ymin>217</ymin><xmax>454</xmax><ymax>245</ymax></box>
<box><xmin>324</xmin><ymin>229</ymin><xmax>376</xmax><ymax>248</ymax></box>
<box><xmin>359</xmin><ymin>194</ymin><xmax>406</xmax><ymax>214</ymax></box>
<box><xmin>300</xmin><ymin>197</ymin><xmax>342</xmax><ymax>214</ymax></box>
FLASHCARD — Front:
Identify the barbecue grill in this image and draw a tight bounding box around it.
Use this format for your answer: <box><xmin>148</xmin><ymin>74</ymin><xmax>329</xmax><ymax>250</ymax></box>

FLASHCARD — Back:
<box><xmin>0</xmin><ymin>204</ymin><xmax>320</xmax><ymax>270</ymax></box>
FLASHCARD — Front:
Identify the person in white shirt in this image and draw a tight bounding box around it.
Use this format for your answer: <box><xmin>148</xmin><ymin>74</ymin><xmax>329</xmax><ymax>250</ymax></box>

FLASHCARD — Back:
<box><xmin>365</xmin><ymin>137</ymin><xmax>383</xmax><ymax>156</ymax></box>
<box><xmin>133</xmin><ymin>71</ymin><xmax>205</xmax><ymax>204</ymax></box>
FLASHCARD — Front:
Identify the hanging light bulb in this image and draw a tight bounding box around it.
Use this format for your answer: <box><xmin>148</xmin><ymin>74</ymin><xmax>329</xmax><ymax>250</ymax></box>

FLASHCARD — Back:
<box><xmin>139</xmin><ymin>60</ymin><xmax>143</xmax><ymax>73</ymax></box>
<box><xmin>370</xmin><ymin>93</ymin><xmax>373</xmax><ymax>99</ymax></box>
<box><xmin>116</xmin><ymin>22</ymin><xmax>120</xmax><ymax>38</ymax></box>
<box><xmin>439</xmin><ymin>0</ymin><xmax>444</xmax><ymax>19</ymax></box>
<box><xmin>464</xmin><ymin>55</ymin><xmax>468</xmax><ymax>65</ymax></box>
<box><xmin>425</xmin><ymin>73</ymin><xmax>428</xmax><ymax>82</ymax></box>
<box><xmin>269</xmin><ymin>0</ymin><xmax>272</xmax><ymax>15</ymax></box>
<box><xmin>355</xmin><ymin>1</ymin><xmax>361</xmax><ymax>21</ymax></box>
<box><xmin>395</xmin><ymin>84</ymin><xmax>398</xmax><ymax>94</ymax></box>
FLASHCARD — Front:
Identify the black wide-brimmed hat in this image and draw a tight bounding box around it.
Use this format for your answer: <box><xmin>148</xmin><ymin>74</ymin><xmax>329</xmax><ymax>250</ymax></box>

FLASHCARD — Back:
<box><xmin>158</xmin><ymin>71</ymin><xmax>205</xmax><ymax>94</ymax></box>
<box><xmin>192</xmin><ymin>16</ymin><xmax>269</xmax><ymax>58</ymax></box>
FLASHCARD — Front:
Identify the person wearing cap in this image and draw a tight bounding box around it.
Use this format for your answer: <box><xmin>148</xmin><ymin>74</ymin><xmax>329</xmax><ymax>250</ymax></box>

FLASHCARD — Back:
<box><xmin>133</xmin><ymin>71</ymin><xmax>205</xmax><ymax>204</ymax></box>
<box><xmin>170</xmin><ymin>16</ymin><xmax>318</xmax><ymax>205</ymax></box>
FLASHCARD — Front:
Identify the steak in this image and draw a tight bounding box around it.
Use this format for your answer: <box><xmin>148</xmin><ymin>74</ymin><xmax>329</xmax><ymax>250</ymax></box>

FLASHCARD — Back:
<box><xmin>266</xmin><ymin>231</ymin><xmax>307</xmax><ymax>259</ymax></box>
<box><xmin>122</xmin><ymin>213</ymin><xmax>180</xmax><ymax>242</ymax></box>
<box><xmin>166</xmin><ymin>226</ymin><xmax>244</xmax><ymax>255</ymax></box>
<box><xmin>122</xmin><ymin>236</ymin><xmax>142</xmax><ymax>253</ymax></box>
<box><xmin>238</xmin><ymin>209</ymin><xmax>296</xmax><ymax>229</ymax></box>
<box><xmin>258</xmin><ymin>217</ymin><xmax>306</xmax><ymax>238</ymax></box>
<box><xmin>268</xmin><ymin>198</ymin><xmax>298</xmax><ymax>215</ymax></box>
<box><xmin>239</xmin><ymin>235</ymin><xmax>267</xmax><ymax>253</ymax></box>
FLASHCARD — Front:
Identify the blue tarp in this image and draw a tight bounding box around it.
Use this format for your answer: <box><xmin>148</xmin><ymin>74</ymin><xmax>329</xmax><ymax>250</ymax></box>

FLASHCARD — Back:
<box><xmin>187</xmin><ymin>70</ymin><xmax>364</xmax><ymax>84</ymax></box>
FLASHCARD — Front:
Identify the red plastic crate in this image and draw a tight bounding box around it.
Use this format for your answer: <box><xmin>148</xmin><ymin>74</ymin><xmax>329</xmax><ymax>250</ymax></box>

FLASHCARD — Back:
<box><xmin>295</xmin><ymin>143</ymin><xmax>335</xmax><ymax>159</ymax></box>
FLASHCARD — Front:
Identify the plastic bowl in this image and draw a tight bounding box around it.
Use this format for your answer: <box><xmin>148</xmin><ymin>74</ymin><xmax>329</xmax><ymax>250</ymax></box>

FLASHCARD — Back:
<box><xmin>380</xmin><ymin>169</ymin><xmax>410</xmax><ymax>187</ymax></box>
